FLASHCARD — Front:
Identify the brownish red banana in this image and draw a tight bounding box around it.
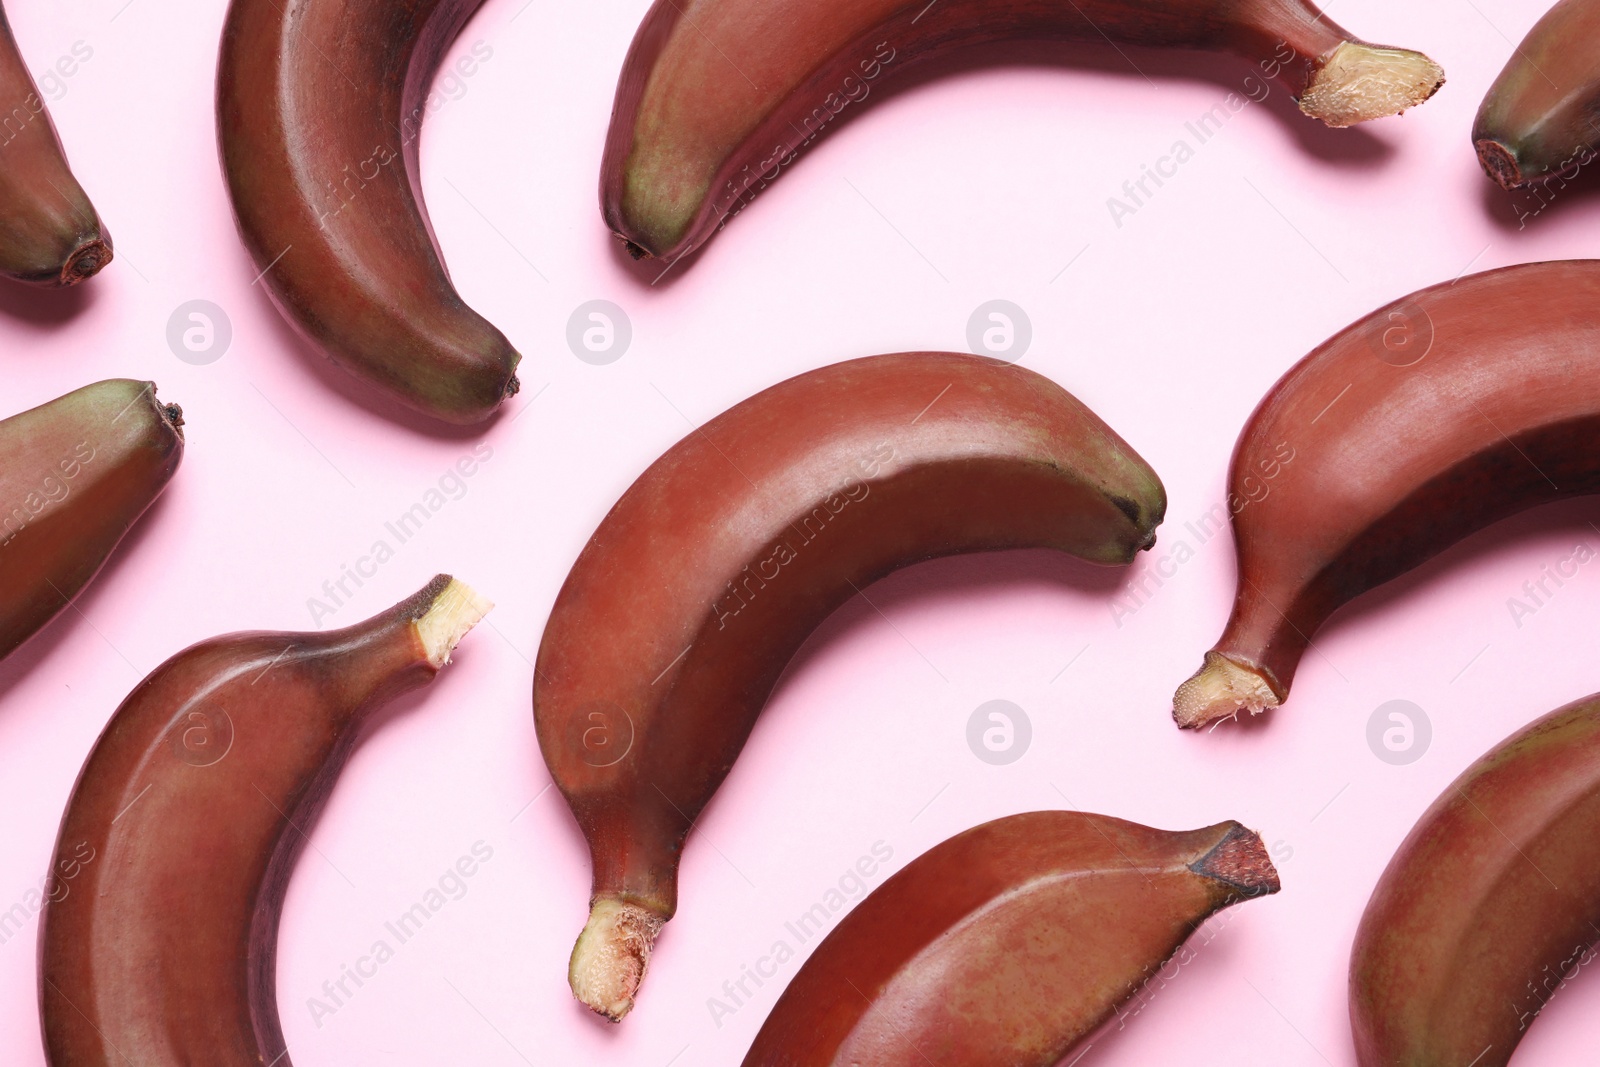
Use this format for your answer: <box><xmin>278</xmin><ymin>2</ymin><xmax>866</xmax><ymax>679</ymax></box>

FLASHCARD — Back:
<box><xmin>216</xmin><ymin>0</ymin><xmax>520</xmax><ymax>425</ymax></box>
<box><xmin>535</xmin><ymin>351</ymin><xmax>1166</xmax><ymax>1020</ymax></box>
<box><xmin>1474</xmin><ymin>0</ymin><xmax>1600</xmax><ymax>189</ymax></box>
<box><xmin>38</xmin><ymin>576</ymin><xmax>490</xmax><ymax>1066</ymax></box>
<box><xmin>0</xmin><ymin>380</ymin><xmax>182</xmax><ymax>666</ymax></box>
<box><xmin>0</xmin><ymin>8</ymin><xmax>110</xmax><ymax>285</ymax></box>
<box><xmin>603</xmin><ymin>0</ymin><xmax>1444</xmax><ymax>264</ymax></box>
<box><xmin>1174</xmin><ymin>260</ymin><xmax>1600</xmax><ymax>729</ymax></box>
<box><xmin>744</xmin><ymin>811</ymin><xmax>1279</xmax><ymax>1066</ymax></box>
<box><xmin>1351</xmin><ymin>691</ymin><xmax>1600</xmax><ymax>1067</ymax></box>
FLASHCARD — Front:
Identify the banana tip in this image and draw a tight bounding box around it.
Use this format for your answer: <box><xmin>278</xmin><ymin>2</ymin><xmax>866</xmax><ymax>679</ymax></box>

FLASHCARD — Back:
<box><xmin>1172</xmin><ymin>652</ymin><xmax>1279</xmax><ymax>730</ymax></box>
<box><xmin>1475</xmin><ymin>139</ymin><xmax>1524</xmax><ymax>189</ymax></box>
<box><xmin>60</xmin><ymin>238</ymin><xmax>112</xmax><ymax>286</ymax></box>
<box><xmin>1300</xmin><ymin>42</ymin><xmax>1445</xmax><ymax>127</ymax></box>
<box><xmin>569</xmin><ymin>898</ymin><xmax>665</xmax><ymax>1022</ymax></box>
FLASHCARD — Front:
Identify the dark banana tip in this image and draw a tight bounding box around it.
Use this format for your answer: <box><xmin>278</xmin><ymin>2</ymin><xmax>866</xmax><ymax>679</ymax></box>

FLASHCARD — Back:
<box><xmin>161</xmin><ymin>403</ymin><xmax>185</xmax><ymax>435</ymax></box>
<box><xmin>60</xmin><ymin>238</ymin><xmax>112</xmax><ymax>286</ymax></box>
<box><xmin>1475</xmin><ymin>139</ymin><xmax>1523</xmax><ymax>190</ymax></box>
<box><xmin>1190</xmin><ymin>823</ymin><xmax>1281</xmax><ymax>897</ymax></box>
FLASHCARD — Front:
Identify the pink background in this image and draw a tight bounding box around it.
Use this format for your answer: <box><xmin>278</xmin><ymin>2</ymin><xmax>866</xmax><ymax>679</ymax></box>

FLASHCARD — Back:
<box><xmin>1</xmin><ymin>0</ymin><xmax>1597</xmax><ymax>1062</ymax></box>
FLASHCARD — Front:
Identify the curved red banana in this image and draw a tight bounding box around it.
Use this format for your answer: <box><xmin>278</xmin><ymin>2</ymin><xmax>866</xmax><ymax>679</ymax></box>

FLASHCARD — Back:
<box><xmin>603</xmin><ymin>0</ymin><xmax>1444</xmax><ymax>264</ymax></box>
<box><xmin>217</xmin><ymin>0</ymin><xmax>520</xmax><ymax>424</ymax></box>
<box><xmin>536</xmin><ymin>351</ymin><xmax>1165</xmax><ymax>1019</ymax></box>
<box><xmin>1175</xmin><ymin>260</ymin><xmax>1600</xmax><ymax>728</ymax></box>
<box><xmin>39</xmin><ymin>577</ymin><xmax>490</xmax><ymax>1066</ymax></box>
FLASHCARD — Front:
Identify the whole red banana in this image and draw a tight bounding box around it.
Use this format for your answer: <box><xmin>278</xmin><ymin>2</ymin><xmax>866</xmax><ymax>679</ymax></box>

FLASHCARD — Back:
<box><xmin>1474</xmin><ymin>0</ymin><xmax>1600</xmax><ymax>188</ymax></box>
<box><xmin>536</xmin><ymin>351</ymin><xmax>1165</xmax><ymax>1020</ymax></box>
<box><xmin>1174</xmin><ymin>261</ymin><xmax>1600</xmax><ymax>729</ymax></box>
<box><xmin>1350</xmin><ymin>692</ymin><xmax>1600</xmax><ymax>1066</ymax></box>
<box><xmin>0</xmin><ymin>7</ymin><xmax>110</xmax><ymax>285</ymax></box>
<box><xmin>216</xmin><ymin>0</ymin><xmax>520</xmax><ymax>425</ymax></box>
<box><xmin>1</xmin><ymin>380</ymin><xmax>182</xmax><ymax>665</ymax></box>
<box><xmin>744</xmin><ymin>812</ymin><xmax>1279</xmax><ymax>1066</ymax></box>
<box><xmin>602</xmin><ymin>0</ymin><xmax>1444</xmax><ymax>264</ymax></box>
<box><xmin>38</xmin><ymin>576</ymin><xmax>490</xmax><ymax>1067</ymax></box>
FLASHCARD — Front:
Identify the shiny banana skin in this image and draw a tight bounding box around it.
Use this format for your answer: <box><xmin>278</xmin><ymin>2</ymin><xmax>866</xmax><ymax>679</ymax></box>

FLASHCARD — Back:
<box><xmin>602</xmin><ymin>0</ymin><xmax>1444</xmax><ymax>264</ymax></box>
<box><xmin>535</xmin><ymin>351</ymin><xmax>1166</xmax><ymax>1020</ymax></box>
<box><xmin>1173</xmin><ymin>261</ymin><xmax>1600</xmax><ymax>729</ymax></box>
<box><xmin>1474</xmin><ymin>0</ymin><xmax>1600</xmax><ymax>189</ymax></box>
<box><xmin>0</xmin><ymin>380</ymin><xmax>182</xmax><ymax>665</ymax></box>
<box><xmin>744</xmin><ymin>812</ymin><xmax>1280</xmax><ymax>1066</ymax></box>
<box><xmin>38</xmin><ymin>576</ymin><xmax>490</xmax><ymax>1067</ymax></box>
<box><xmin>216</xmin><ymin>0</ymin><xmax>520</xmax><ymax>425</ymax></box>
<box><xmin>0</xmin><ymin>9</ymin><xmax>110</xmax><ymax>285</ymax></box>
<box><xmin>1350</xmin><ymin>692</ymin><xmax>1600</xmax><ymax>1067</ymax></box>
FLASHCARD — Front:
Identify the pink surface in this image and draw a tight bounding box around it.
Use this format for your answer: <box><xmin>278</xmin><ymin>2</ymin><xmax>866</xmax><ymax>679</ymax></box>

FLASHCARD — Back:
<box><xmin>1</xmin><ymin>0</ymin><xmax>1597</xmax><ymax>1063</ymax></box>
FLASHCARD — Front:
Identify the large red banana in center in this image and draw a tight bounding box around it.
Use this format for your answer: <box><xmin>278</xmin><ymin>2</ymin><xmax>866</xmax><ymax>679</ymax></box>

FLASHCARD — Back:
<box><xmin>602</xmin><ymin>0</ymin><xmax>1444</xmax><ymax>264</ymax></box>
<box><xmin>536</xmin><ymin>351</ymin><xmax>1165</xmax><ymax>1020</ymax></box>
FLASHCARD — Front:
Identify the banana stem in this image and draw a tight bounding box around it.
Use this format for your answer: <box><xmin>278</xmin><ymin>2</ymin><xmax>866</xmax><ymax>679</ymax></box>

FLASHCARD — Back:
<box><xmin>415</xmin><ymin>579</ymin><xmax>493</xmax><ymax>667</ymax></box>
<box><xmin>1172</xmin><ymin>652</ymin><xmax>1279</xmax><ymax>729</ymax></box>
<box><xmin>1300</xmin><ymin>42</ymin><xmax>1445</xmax><ymax>127</ymax></box>
<box><xmin>569</xmin><ymin>897</ymin><xmax>667</xmax><ymax>1022</ymax></box>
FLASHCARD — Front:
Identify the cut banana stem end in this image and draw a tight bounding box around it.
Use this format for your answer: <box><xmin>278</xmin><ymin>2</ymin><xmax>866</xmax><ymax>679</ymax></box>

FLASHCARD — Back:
<box><xmin>415</xmin><ymin>579</ymin><xmax>493</xmax><ymax>667</ymax></box>
<box><xmin>1300</xmin><ymin>42</ymin><xmax>1446</xmax><ymax>127</ymax></box>
<box><xmin>1193</xmin><ymin>823</ymin><xmax>1282</xmax><ymax>894</ymax></box>
<box><xmin>570</xmin><ymin>898</ymin><xmax>666</xmax><ymax>1021</ymax></box>
<box><xmin>1173</xmin><ymin>652</ymin><xmax>1280</xmax><ymax>729</ymax></box>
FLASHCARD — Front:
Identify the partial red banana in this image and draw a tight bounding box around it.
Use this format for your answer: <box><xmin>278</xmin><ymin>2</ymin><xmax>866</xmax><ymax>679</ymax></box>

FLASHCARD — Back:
<box><xmin>1</xmin><ymin>380</ymin><xmax>182</xmax><ymax>665</ymax></box>
<box><xmin>535</xmin><ymin>351</ymin><xmax>1166</xmax><ymax>1020</ymax></box>
<box><xmin>39</xmin><ymin>576</ymin><xmax>490</xmax><ymax>1066</ymax></box>
<box><xmin>1350</xmin><ymin>691</ymin><xmax>1600</xmax><ymax>1066</ymax></box>
<box><xmin>216</xmin><ymin>0</ymin><xmax>520</xmax><ymax>425</ymax></box>
<box><xmin>0</xmin><ymin>8</ymin><xmax>110</xmax><ymax>285</ymax></box>
<box><xmin>1174</xmin><ymin>260</ymin><xmax>1600</xmax><ymax>729</ymax></box>
<box><xmin>602</xmin><ymin>0</ymin><xmax>1445</xmax><ymax>264</ymax></box>
<box><xmin>1474</xmin><ymin>0</ymin><xmax>1600</xmax><ymax>188</ymax></box>
<box><xmin>744</xmin><ymin>812</ymin><xmax>1280</xmax><ymax>1066</ymax></box>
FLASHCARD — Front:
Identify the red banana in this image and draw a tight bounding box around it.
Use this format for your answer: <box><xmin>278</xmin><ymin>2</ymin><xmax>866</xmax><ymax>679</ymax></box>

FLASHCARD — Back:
<box><xmin>1473</xmin><ymin>0</ymin><xmax>1600</xmax><ymax>189</ymax></box>
<box><xmin>1350</xmin><ymin>691</ymin><xmax>1600</xmax><ymax>1066</ymax></box>
<box><xmin>602</xmin><ymin>0</ymin><xmax>1444</xmax><ymax>264</ymax></box>
<box><xmin>216</xmin><ymin>0</ymin><xmax>520</xmax><ymax>425</ymax></box>
<box><xmin>744</xmin><ymin>812</ymin><xmax>1279</xmax><ymax>1066</ymax></box>
<box><xmin>0</xmin><ymin>380</ymin><xmax>182</xmax><ymax>666</ymax></box>
<box><xmin>1174</xmin><ymin>261</ymin><xmax>1600</xmax><ymax>729</ymax></box>
<box><xmin>0</xmin><ymin>8</ymin><xmax>110</xmax><ymax>285</ymax></box>
<box><xmin>535</xmin><ymin>351</ymin><xmax>1165</xmax><ymax>1019</ymax></box>
<box><xmin>38</xmin><ymin>576</ymin><xmax>490</xmax><ymax>1066</ymax></box>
